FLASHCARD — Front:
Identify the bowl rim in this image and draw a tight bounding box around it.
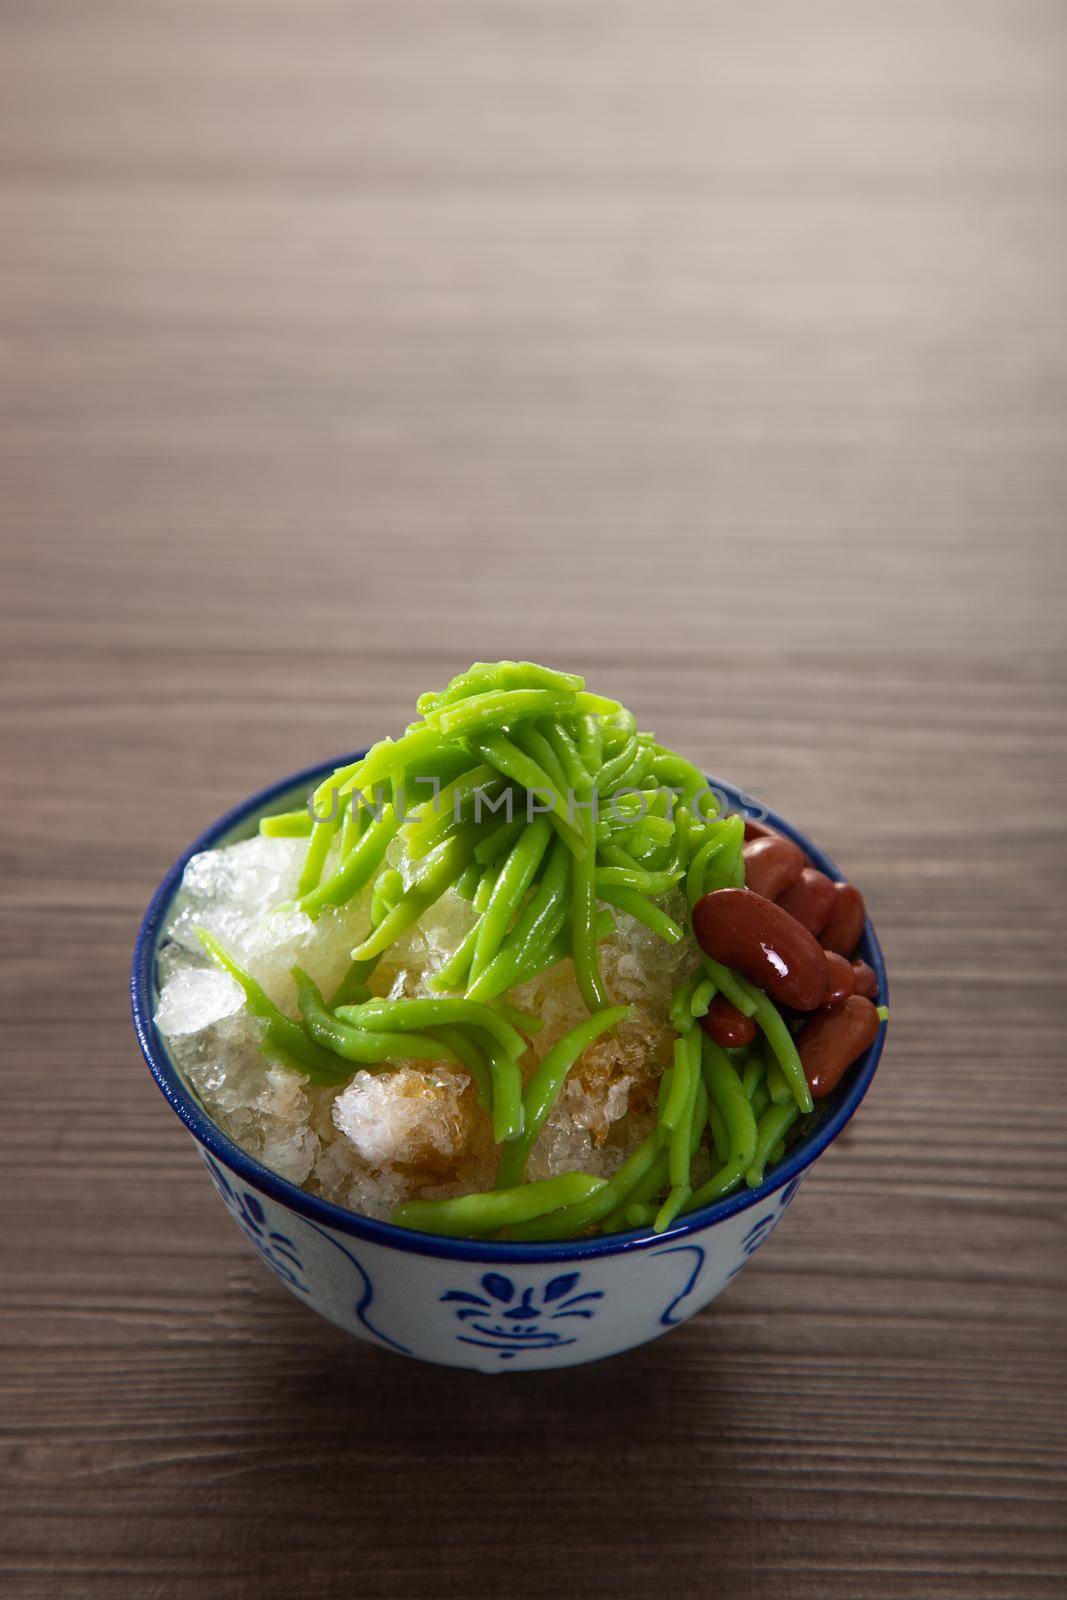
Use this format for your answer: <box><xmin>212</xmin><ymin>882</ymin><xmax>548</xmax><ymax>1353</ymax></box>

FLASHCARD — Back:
<box><xmin>131</xmin><ymin>751</ymin><xmax>889</xmax><ymax>1263</ymax></box>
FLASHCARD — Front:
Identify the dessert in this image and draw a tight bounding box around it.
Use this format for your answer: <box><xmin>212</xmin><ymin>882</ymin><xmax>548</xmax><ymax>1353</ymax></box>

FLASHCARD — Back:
<box><xmin>153</xmin><ymin>662</ymin><xmax>886</xmax><ymax>1239</ymax></box>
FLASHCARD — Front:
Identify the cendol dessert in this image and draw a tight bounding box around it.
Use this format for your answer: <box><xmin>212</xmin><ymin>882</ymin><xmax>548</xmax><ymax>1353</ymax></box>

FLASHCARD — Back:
<box><xmin>154</xmin><ymin>662</ymin><xmax>886</xmax><ymax>1239</ymax></box>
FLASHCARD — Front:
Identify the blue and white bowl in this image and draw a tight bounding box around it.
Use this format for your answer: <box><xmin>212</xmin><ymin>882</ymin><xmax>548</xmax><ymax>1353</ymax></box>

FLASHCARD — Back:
<box><xmin>131</xmin><ymin>756</ymin><xmax>888</xmax><ymax>1373</ymax></box>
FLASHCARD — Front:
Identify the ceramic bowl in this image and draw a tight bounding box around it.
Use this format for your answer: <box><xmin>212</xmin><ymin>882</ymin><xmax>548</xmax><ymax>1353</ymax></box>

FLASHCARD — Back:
<box><xmin>131</xmin><ymin>756</ymin><xmax>888</xmax><ymax>1373</ymax></box>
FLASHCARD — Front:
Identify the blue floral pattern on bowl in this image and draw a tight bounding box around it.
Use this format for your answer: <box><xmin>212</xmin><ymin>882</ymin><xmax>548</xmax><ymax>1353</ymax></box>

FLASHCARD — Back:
<box><xmin>441</xmin><ymin>1271</ymin><xmax>604</xmax><ymax>1360</ymax></box>
<box><xmin>651</xmin><ymin>1244</ymin><xmax>707</xmax><ymax>1325</ymax></box>
<box><xmin>726</xmin><ymin>1174</ymin><xmax>804</xmax><ymax>1278</ymax></box>
<box><xmin>203</xmin><ymin>1152</ymin><xmax>310</xmax><ymax>1294</ymax></box>
<box><xmin>202</xmin><ymin>1152</ymin><xmax>411</xmax><ymax>1355</ymax></box>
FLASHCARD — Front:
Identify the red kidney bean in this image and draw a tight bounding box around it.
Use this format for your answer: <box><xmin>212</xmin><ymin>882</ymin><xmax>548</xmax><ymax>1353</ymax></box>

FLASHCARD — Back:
<box><xmin>823</xmin><ymin>950</ymin><xmax>856</xmax><ymax>1007</ymax></box>
<box><xmin>699</xmin><ymin>995</ymin><xmax>757</xmax><ymax>1048</ymax></box>
<box><xmin>692</xmin><ymin>888</ymin><xmax>829</xmax><ymax>1012</ymax></box>
<box><xmin>742</xmin><ymin>835</ymin><xmax>805</xmax><ymax>901</ymax></box>
<box><xmin>776</xmin><ymin>867</ymin><xmax>836</xmax><ymax>935</ymax></box>
<box><xmin>819</xmin><ymin>882</ymin><xmax>866</xmax><ymax>958</ymax></box>
<box><xmin>796</xmin><ymin>995</ymin><xmax>879</xmax><ymax>1099</ymax></box>
<box><xmin>742</xmin><ymin>816</ymin><xmax>812</xmax><ymax>866</ymax></box>
<box><xmin>851</xmin><ymin>959</ymin><xmax>878</xmax><ymax>999</ymax></box>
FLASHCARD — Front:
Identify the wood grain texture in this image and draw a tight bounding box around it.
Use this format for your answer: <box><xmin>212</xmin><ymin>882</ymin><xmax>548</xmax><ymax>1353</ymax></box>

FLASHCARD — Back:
<box><xmin>1</xmin><ymin>2</ymin><xmax>1065</xmax><ymax>1596</ymax></box>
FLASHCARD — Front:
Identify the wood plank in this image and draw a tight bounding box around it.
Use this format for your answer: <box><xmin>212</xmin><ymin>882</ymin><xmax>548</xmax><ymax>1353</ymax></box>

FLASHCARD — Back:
<box><xmin>1</xmin><ymin>1</ymin><xmax>1064</xmax><ymax>1595</ymax></box>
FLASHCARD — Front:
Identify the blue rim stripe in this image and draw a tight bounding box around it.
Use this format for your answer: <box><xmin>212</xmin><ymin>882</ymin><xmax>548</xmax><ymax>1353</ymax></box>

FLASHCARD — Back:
<box><xmin>130</xmin><ymin>751</ymin><xmax>889</xmax><ymax>1264</ymax></box>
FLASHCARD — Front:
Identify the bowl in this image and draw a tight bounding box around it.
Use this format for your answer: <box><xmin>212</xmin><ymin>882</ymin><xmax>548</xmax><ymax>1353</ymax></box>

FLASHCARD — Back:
<box><xmin>131</xmin><ymin>754</ymin><xmax>888</xmax><ymax>1373</ymax></box>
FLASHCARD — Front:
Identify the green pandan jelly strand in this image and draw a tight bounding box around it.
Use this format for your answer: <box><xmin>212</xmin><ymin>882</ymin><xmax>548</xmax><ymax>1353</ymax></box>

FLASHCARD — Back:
<box><xmin>391</xmin><ymin>1172</ymin><xmax>606</xmax><ymax>1238</ymax></box>
<box><xmin>606</xmin><ymin>1203</ymin><xmax>656</xmax><ymax>1233</ymax></box>
<box><xmin>690</xmin><ymin>977</ymin><xmax>717</xmax><ymax>1017</ymax></box>
<box><xmin>431</xmin><ymin>1024</ymin><xmax>492</xmax><ymax>1111</ymax></box>
<box><xmin>701</xmin><ymin>1037</ymin><xmax>758</xmax><ymax>1174</ymax></box>
<box><xmin>296</xmin><ymin>806</ymin><xmax>343</xmax><ymax>898</ymax></box>
<box><xmin>575</xmin><ymin>712</ymin><xmax>603</xmax><ymax>776</ymax></box>
<box><xmin>297</xmin><ymin>804</ymin><xmax>399</xmax><ymax>918</ymax></box>
<box><xmin>405</xmin><ymin>777</ymin><xmax>512</xmax><ymax>863</ymax></box>
<box><xmin>574</xmin><ymin>692</ymin><xmax>623</xmax><ymax>718</ymax></box>
<box><xmin>429</xmin><ymin>916</ymin><xmax>484</xmax><ymax>993</ymax></box>
<box><xmin>750</xmin><ymin>1083</ymin><xmax>771</xmax><ymax>1120</ymax></box>
<box><xmin>403</xmin><ymin>764</ymin><xmax>500</xmax><ymax>858</ymax></box>
<box><xmin>259</xmin><ymin>808</ymin><xmax>314</xmax><ymax>839</ymax></box>
<box><xmin>623</xmin><ymin>835</ymin><xmax>671</xmax><ymax>877</ymax></box>
<box><xmin>472</xmin><ymin>861</ymin><xmax>501</xmax><ymax>914</ymax></box>
<box><xmin>294</xmin><ymin>969</ymin><xmax>461</xmax><ymax>1069</ymax></box>
<box><xmin>370</xmin><ymin>867</ymin><xmax>404</xmax><ymax>928</ymax></box>
<box><xmin>339</xmin><ymin>792</ymin><xmax>372</xmax><ymax>857</ymax></box>
<box><xmin>616</xmin><ymin>815</ymin><xmax>675</xmax><ymax>857</ymax></box>
<box><xmin>511</xmin><ymin>722</ymin><xmax>570</xmax><ymax>799</ymax></box>
<box><xmin>541</xmin><ymin>718</ymin><xmax>593</xmax><ymax>797</ymax></box>
<box><xmin>706</xmin><ymin>816</ymin><xmax>747</xmax><ymax>895</ymax></box>
<box><xmin>669</xmin><ymin>974</ymin><xmax>705</xmax><ymax>1034</ymax></box>
<box><xmin>699</xmin><ymin>956</ymin><xmax>760</xmax><ymax>1018</ymax></box>
<box><xmin>306</xmin><ymin>757</ymin><xmax>364</xmax><ymax>820</ymax></box>
<box><xmin>708</xmin><ymin>1102</ymin><xmax>729</xmax><ymax>1164</ymax></box>
<box><xmin>327</xmin><ymin>952</ymin><xmax>381</xmax><ymax>1009</ymax></box>
<box><xmin>683</xmin><ymin>1158</ymin><xmax>746</xmax><ymax>1212</ymax></box>
<box><xmin>416</xmin><ymin>662</ymin><xmax>585</xmax><ymax>716</ymax></box>
<box><xmin>329</xmin><ymin>727</ymin><xmax>442</xmax><ymax>805</ymax></box>
<box><xmin>482</xmin><ymin>1038</ymin><xmax>525</xmax><ymax>1143</ymax></box>
<box><xmin>328</xmin><ymin>725</ymin><xmax>479</xmax><ymax>816</ymax></box>
<box><xmin>495</xmin><ymin>1006</ymin><xmax>631</xmax><ymax>1189</ymax></box>
<box><xmin>654</xmin><ymin>1185</ymin><xmax>692</xmax><ymax>1233</ymax></box>
<box><xmin>490</xmin><ymin>996</ymin><xmax>543</xmax><ymax>1036</ymax></box>
<box><xmin>595</xmin><ymin>800</ymin><xmax>644</xmax><ymax>843</ymax></box>
<box><xmin>746</xmin><ymin>1101</ymin><xmax>800</xmax><ymax>1188</ymax></box>
<box><xmin>425</xmin><ymin>688</ymin><xmax>580</xmax><ymax>740</ymax></box>
<box><xmin>603</xmin><ymin>705</ymin><xmax>637</xmax><ymax>740</ymax></box>
<box><xmin>601</xmin><ymin>743</ymin><xmax>654</xmax><ymax>799</ymax></box>
<box><xmin>464</xmin><ymin>841</ymin><xmax>571</xmax><ymax>1002</ymax></box>
<box><xmin>751</xmin><ymin>992</ymin><xmax>814</xmax><ymax>1114</ymax></box>
<box><xmin>470</xmin><ymin>733</ymin><xmax>585</xmax><ymax>856</ymax></box>
<box><xmin>685</xmin><ymin>815</ymin><xmax>743</xmax><ymax>905</ymax></box>
<box><xmin>528</xmin><ymin>1073</ymin><xmax>707</xmax><ymax>1241</ymax></box>
<box><xmin>495</xmin><ymin>832</ymin><xmax>572</xmax><ymax>963</ymax></box>
<box><xmin>595</xmin><ymin>885</ymin><xmax>684</xmax><ymax>946</ymax></box>
<box><xmin>383</xmin><ymin>749</ymin><xmax>477</xmax><ymax>838</ymax></box>
<box><xmin>474</xmin><ymin>815</ymin><xmax>526</xmax><ymax>866</ymax></box>
<box><xmin>741</xmin><ymin>1055</ymin><xmax>766</xmax><ymax>1101</ymax></box>
<box><xmin>468</xmin><ymin>815</ymin><xmax>553</xmax><ymax>987</ymax></box>
<box><xmin>335</xmin><ymin>995</ymin><xmax>526</xmax><ymax>1061</ymax></box>
<box><xmin>600</xmin><ymin>1080</ymin><xmax>711</xmax><ymax>1235</ymax></box>
<box><xmin>518</xmin><ymin>908</ymin><xmax>615</xmax><ymax>987</ymax></box>
<box><xmin>350</xmin><ymin>831</ymin><xmax>477</xmax><ymax>961</ymax></box>
<box><xmin>453</xmin><ymin>863</ymin><xmax>481</xmax><ymax>901</ymax></box>
<box><xmin>595</xmin><ymin>733</ymin><xmax>638</xmax><ymax>794</ymax></box>
<box><xmin>572</xmin><ymin>805</ymin><xmax>608</xmax><ymax>1013</ymax></box>
<box><xmin>602</xmin><ymin>1153</ymin><xmax>669</xmax><ymax>1232</ymax></box>
<box><xmin>595</xmin><ymin>843</ymin><xmax>684</xmax><ymax>897</ymax></box>
<box><xmin>661</xmin><ymin>1033</ymin><xmax>696</xmax><ymax>1134</ymax></box>
<box><xmin>653</xmin><ymin>1054</ymin><xmax>705</xmax><ymax>1233</ymax></box>
<box><xmin>668</xmin><ymin>1032</ymin><xmax>702</xmax><ymax>1186</ymax></box>
<box><xmin>196</xmin><ymin>932</ymin><xmax>349</xmax><ymax>1085</ymax></box>
<box><xmin>509</xmin><ymin>1131</ymin><xmax>664</xmax><ymax>1241</ymax></box>
<box><xmin>765</xmin><ymin>1055</ymin><xmax>793</xmax><ymax>1106</ymax></box>
<box><xmin>648</xmin><ymin>750</ymin><xmax>710</xmax><ymax>806</ymax></box>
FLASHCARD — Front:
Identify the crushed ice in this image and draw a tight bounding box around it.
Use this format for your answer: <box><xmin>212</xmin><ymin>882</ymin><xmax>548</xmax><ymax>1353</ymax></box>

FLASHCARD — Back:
<box><xmin>154</xmin><ymin>833</ymin><xmax>696</xmax><ymax>1218</ymax></box>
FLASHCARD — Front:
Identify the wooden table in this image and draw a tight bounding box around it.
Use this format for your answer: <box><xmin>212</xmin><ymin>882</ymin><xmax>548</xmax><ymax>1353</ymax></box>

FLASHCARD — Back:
<box><xmin>3</xmin><ymin>3</ymin><xmax>1065</xmax><ymax>1596</ymax></box>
